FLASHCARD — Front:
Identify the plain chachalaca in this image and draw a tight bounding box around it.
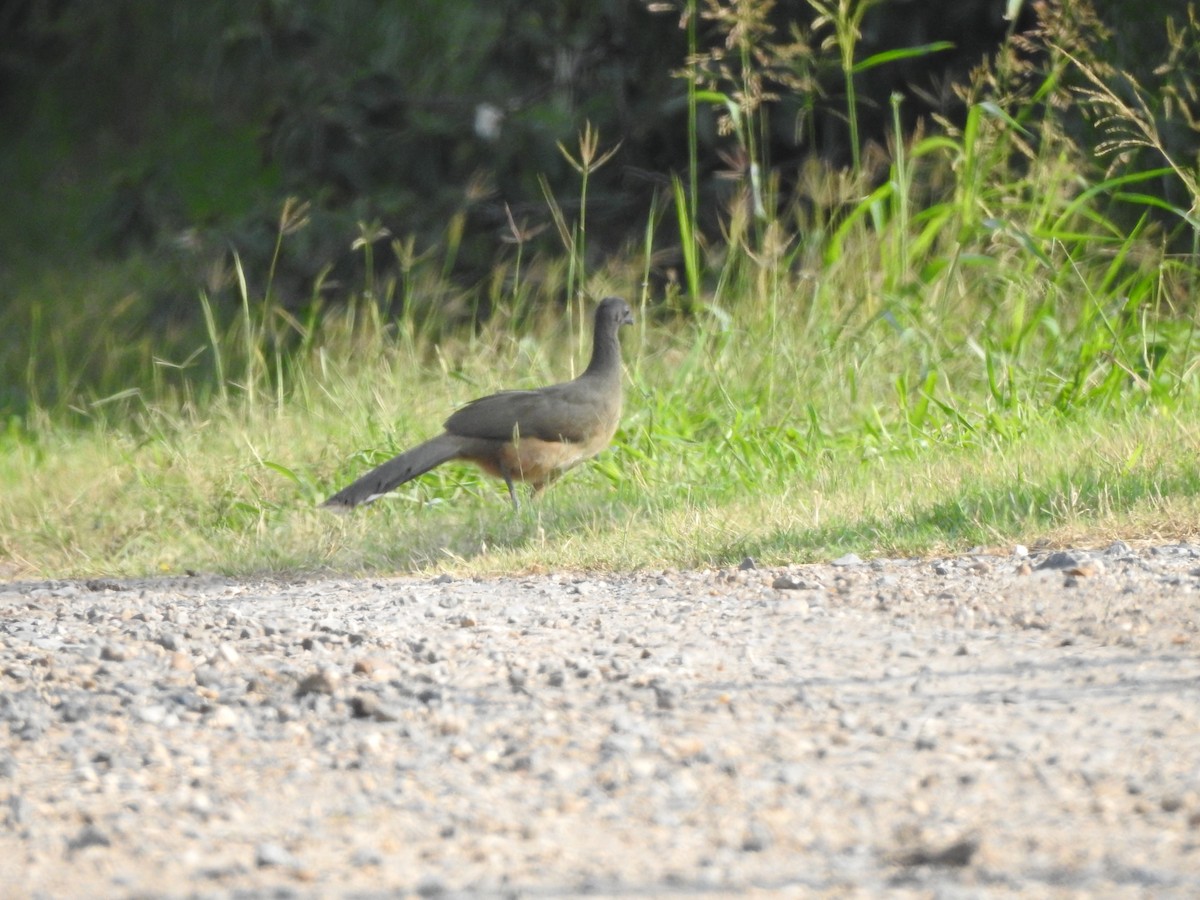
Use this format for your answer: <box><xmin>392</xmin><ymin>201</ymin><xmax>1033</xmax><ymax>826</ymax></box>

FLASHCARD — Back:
<box><xmin>322</xmin><ymin>296</ymin><xmax>634</xmax><ymax>510</ymax></box>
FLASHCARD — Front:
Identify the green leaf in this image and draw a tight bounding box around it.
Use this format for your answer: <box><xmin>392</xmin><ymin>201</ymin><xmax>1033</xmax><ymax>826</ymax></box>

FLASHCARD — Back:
<box><xmin>263</xmin><ymin>460</ymin><xmax>301</xmax><ymax>484</ymax></box>
<box><xmin>977</xmin><ymin>101</ymin><xmax>1034</xmax><ymax>137</ymax></box>
<box><xmin>852</xmin><ymin>42</ymin><xmax>955</xmax><ymax>73</ymax></box>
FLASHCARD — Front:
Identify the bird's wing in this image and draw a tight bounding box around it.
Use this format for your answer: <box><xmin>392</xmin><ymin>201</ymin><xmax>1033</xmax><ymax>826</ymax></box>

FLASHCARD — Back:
<box><xmin>443</xmin><ymin>381</ymin><xmax>608</xmax><ymax>444</ymax></box>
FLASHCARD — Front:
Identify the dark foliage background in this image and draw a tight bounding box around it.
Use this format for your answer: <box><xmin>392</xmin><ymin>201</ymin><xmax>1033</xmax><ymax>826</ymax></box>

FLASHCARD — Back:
<box><xmin>0</xmin><ymin>0</ymin><xmax>1186</xmax><ymax>320</ymax></box>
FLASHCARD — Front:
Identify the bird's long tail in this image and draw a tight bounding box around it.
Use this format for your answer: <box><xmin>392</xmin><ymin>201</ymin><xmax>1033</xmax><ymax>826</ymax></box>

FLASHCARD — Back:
<box><xmin>322</xmin><ymin>433</ymin><xmax>461</xmax><ymax>508</ymax></box>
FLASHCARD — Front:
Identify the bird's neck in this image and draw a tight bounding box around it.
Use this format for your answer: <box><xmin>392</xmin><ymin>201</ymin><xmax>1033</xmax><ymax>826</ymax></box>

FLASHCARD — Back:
<box><xmin>583</xmin><ymin>327</ymin><xmax>621</xmax><ymax>380</ymax></box>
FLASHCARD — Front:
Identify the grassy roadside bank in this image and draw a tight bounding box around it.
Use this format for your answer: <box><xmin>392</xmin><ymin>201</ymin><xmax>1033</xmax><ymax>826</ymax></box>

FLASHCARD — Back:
<box><xmin>2</xmin><ymin>303</ymin><xmax>1196</xmax><ymax>578</ymax></box>
<box><xmin>2</xmin><ymin>2</ymin><xmax>1199</xmax><ymax>579</ymax></box>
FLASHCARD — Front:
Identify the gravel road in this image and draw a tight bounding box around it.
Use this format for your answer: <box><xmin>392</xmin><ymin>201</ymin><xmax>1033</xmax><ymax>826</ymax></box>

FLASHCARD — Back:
<box><xmin>3</xmin><ymin>542</ymin><xmax>1199</xmax><ymax>897</ymax></box>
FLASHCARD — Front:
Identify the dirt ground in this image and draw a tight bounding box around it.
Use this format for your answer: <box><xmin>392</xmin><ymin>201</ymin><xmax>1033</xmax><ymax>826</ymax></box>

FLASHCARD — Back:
<box><xmin>2</xmin><ymin>542</ymin><xmax>1199</xmax><ymax>897</ymax></box>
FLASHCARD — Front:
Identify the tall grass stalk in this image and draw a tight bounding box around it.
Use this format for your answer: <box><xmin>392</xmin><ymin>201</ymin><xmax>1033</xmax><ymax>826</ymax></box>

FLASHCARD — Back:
<box><xmin>557</xmin><ymin>120</ymin><xmax>621</xmax><ymax>340</ymax></box>
<box><xmin>811</xmin><ymin>0</ymin><xmax>875</xmax><ymax>174</ymax></box>
<box><xmin>685</xmin><ymin>0</ymin><xmax>701</xmax><ymax>284</ymax></box>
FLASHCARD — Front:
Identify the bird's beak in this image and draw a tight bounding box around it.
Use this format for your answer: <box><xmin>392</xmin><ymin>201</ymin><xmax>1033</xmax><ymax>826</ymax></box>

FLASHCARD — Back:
<box><xmin>622</xmin><ymin>309</ymin><xmax>634</xmax><ymax>326</ymax></box>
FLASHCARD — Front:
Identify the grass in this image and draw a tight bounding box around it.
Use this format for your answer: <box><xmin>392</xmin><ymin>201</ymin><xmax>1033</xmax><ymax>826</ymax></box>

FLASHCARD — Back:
<box><xmin>2</xmin><ymin>385</ymin><xmax>1197</xmax><ymax>578</ymax></box>
<box><xmin>2</xmin><ymin>238</ymin><xmax>1198</xmax><ymax>578</ymax></box>
<box><xmin>2</xmin><ymin>0</ymin><xmax>1200</xmax><ymax>579</ymax></box>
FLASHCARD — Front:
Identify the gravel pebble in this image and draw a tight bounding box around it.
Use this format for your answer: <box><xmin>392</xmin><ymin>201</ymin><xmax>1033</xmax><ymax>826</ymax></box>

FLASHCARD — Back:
<box><xmin>255</xmin><ymin>842</ymin><xmax>298</xmax><ymax>869</ymax></box>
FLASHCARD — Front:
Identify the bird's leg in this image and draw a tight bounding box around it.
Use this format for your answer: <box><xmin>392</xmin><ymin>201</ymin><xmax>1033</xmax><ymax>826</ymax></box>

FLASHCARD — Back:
<box><xmin>504</xmin><ymin>475</ymin><xmax>520</xmax><ymax>511</ymax></box>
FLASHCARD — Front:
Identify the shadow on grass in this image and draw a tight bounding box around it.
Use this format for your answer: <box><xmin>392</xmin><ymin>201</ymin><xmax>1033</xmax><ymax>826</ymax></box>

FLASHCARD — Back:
<box><xmin>725</xmin><ymin>461</ymin><xmax>1200</xmax><ymax>566</ymax></box>
<box><xmin>232</xmin><ymin>446</ymin><xmax>1200</xmax><ymax>577</ymax></box>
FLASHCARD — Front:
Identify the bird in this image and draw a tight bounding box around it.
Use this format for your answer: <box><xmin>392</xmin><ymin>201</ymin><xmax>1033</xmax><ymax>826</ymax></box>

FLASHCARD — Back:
<box><xmin>322</xmin><ymin>296</ymin><xmax>634</xmax><ymax>511</ymax></box>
